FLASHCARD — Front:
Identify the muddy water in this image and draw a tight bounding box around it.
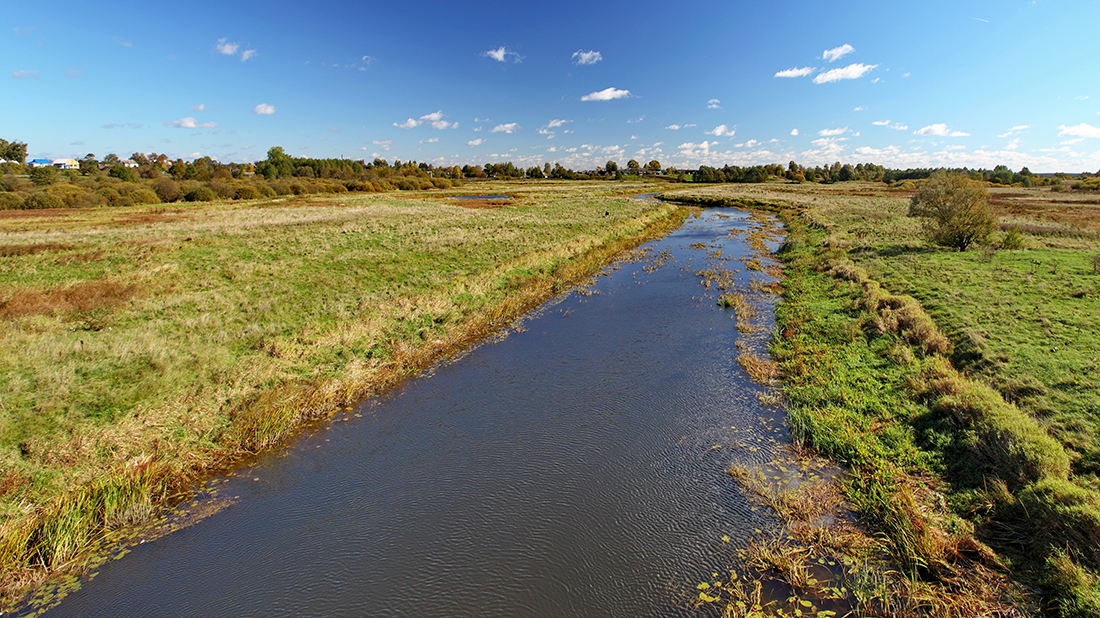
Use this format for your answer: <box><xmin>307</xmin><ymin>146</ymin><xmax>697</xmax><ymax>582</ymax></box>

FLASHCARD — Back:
<box><xmin>39</xmin><ymin>208</ymin><xmax>788</xmax><ymax>618</ymax></box>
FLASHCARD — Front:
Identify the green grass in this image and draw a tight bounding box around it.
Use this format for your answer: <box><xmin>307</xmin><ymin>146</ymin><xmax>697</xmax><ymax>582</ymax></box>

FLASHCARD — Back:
<box><xmin>662</xmin><ymin>182</ymin><xmax>1100</xmax><ymax>616</ymax></box>
<box><xmin>0</xmin><ymin>180</ymin><xmax>686</xmax><ymax>604</ymax></box>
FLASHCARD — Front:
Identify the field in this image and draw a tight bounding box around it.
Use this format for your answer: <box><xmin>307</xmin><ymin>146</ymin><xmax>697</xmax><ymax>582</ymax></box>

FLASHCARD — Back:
<box><xmin>0</xmin><ymin>180</ymin><xmax>684</xmax><ymax>604</ymax></box>
<box><xmin>662</xmin><ymin>182</ymin><xmax>1100</xmax><ymax>616</ymax></box>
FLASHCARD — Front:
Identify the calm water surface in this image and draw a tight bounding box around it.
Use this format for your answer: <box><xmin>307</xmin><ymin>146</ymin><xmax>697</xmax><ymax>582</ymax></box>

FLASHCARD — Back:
<box><xmin>40</xmin><ymin>208</ymin><xmax>788</xmax><ymax>618</ymax></box>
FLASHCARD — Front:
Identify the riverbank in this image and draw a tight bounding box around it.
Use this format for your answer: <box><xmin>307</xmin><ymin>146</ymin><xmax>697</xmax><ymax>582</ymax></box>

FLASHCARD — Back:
<box><xmin>0</xmin><ymin>180</ymin><xmax>686</xmax><ymax>608</ymax></box>
<box><xmin>661</xmin><ymin>183</ymin><xmax>1100</xmax><ymax>616</ymax></box>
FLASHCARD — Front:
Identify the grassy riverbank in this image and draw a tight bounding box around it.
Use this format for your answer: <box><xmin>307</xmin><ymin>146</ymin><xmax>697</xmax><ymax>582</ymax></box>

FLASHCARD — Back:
<box><xmin>662</xmin><ymin>183</ymin><xmax>1100</xmax><ymax>616</ymax></box>
<box><xmin>0</xmin><ymin>180</ymin><xmax>685</xmax><ymax>607</ymax></box>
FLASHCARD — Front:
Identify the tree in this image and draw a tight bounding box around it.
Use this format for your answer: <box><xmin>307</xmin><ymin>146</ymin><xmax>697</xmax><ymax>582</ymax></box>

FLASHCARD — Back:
<box><xmin>908</xmin><ymin>171</ymin><xmax>995</xmax><ymax>251</ymax></box>
<box><xmin>627</xmin><ymin>159</ymin><xmax>640</xmax><ymax>174</ymax></box>
<box><xmin>647</xmin><ymin>160</ymin><xmax>661</xmax><ymax>172</ymax></box>
<box><xmin>605</xmin><ymin>160</ymin><xmax>618</xmax><ymax>174</ymax></box>
<box><xmin>79</xmin><ymin>154</ymin><xmax>99</xmax><ymax>176</ymax></box>
<box><xmin>0</xmin><ymin>139</ymin><xmax>28</xmax><ymax>164</ymax></box>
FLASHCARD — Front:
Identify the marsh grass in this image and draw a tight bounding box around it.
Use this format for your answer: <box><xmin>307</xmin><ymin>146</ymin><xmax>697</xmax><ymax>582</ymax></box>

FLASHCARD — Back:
<box><xmin>0</xmin><ymin>180</ymin><xmax>685</xmax><ymax>607</ymax></box>
<box><xmin>662</xmin><ymin>183</ymin><xmax>1079</xmax><ymax>614</ymax></box>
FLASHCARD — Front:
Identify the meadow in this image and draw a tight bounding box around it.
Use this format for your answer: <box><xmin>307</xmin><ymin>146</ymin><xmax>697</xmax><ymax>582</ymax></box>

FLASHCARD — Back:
<box><xmin>662</xmin><ymin>182</ymin><xmax>1100</xmax><ymax>616</ymax></box>
<box><xmin>0</xmin><ymin>180</ymin><xmax>684</xmax><ymax>604</ymax></box>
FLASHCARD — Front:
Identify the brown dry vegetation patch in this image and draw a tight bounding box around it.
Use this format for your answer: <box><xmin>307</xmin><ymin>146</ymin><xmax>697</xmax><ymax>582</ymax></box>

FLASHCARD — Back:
<box><xmin>0</xmin><ymin>209</ymin><xmax>79</xmax><ymax>220</ymax></box>
<box><xmin>449</xmin><ymin>198</ymin><xmax>512</xmax><ymax>209</ymax></box>
<box><xmin>0</xmin><ymin>280</ymin><xmax>139</xmax><ymax>321</ymax></box>
<box><xmin>989</xmin><ymin>194</ymin><xmax>1100</xmax><ymax>234</ymax></box>
<box><xmin>0</xmin><ymin>243</ymin><xmax>74</xmax><ymax>258</ymax></box>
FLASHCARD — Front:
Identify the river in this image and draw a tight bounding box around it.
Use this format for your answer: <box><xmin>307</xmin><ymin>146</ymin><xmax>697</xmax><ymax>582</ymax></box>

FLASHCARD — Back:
<box><xmin>34</xmin><ymin>207</ymin><xmax>788</xmax><ymax>617</ymax></box>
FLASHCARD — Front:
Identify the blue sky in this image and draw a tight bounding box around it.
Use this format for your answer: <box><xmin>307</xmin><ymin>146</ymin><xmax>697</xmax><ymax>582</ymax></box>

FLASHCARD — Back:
<box><xmin>4</xmin><ymin>0</ymin><xmax>1099</xmax><ymax>172</ymax></box>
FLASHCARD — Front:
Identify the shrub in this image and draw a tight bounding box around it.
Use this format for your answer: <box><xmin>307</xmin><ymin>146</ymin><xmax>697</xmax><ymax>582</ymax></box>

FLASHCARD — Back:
<box><xmin>152</xmin><ymin>178</ymin><xmax>180</xmax><ymax>203</ymax></box>
<box><xmin>183</xmin><ymin>185</ymin><xmax>217</xmax><ymax>202</ymax></box>
<box><xmin>432</xmin><ymin>178</ymin><xmax>453</xmax><ymax>190</ymax></box>
<box><xmin>909</xmin><ymin>171</ymin><xmax>995</xmax><ymax>251</ymax></box>
<box><xmin>41</xmin><ymin>184</ymin><xmax>89</xmax><ymax>207</ymax></box>
<box><xmin>234</xmin><ymin>185</ymin><xmax>263</xmax><ymax>200</ymax></box>
<box><xmin>30</xmin><ymin>165</ymin><xmax>59</xmax><ymax>186</ymax></box>
<box><xmin>72</xmin><ymin>191</ymin><xmax>108</xmax><ymax>209</ymax></box>
<box><xmin>207</xmin><ymin>180</ymin><xmax>235</xmax><ymax>199</ymax></box>
<box><xmin>127</xmin><ymin>188</ymin><xmax>161</xmax><ymax>205</ymax></box>
<box><xmin>0</xmin><ymin>192</ymin><xmax>23</xmax><ymax>210</ymax></box>
<box><xmin>999</xmin><ymin>225</ymin><xmax>1027</xmax><ymax>250</ymax></box>
<box><xmin>22</xmin><ymin>192</ymin><xmax>65</xmax><ymax>210</ymax></box>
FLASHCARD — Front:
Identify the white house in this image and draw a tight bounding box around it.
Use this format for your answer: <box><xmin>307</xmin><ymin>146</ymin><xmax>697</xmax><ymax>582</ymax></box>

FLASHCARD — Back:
<box><xmin>53</xmin><ymin>158</ymin><xmax>79</xmax><ymax>170</ymax></box>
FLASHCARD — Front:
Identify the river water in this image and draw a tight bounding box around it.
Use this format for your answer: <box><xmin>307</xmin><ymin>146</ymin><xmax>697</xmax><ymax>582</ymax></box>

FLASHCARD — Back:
<box><xmin>37</xmin><ymin>207</ymin><xmax>789</xmax><ymax>618</ymax></box>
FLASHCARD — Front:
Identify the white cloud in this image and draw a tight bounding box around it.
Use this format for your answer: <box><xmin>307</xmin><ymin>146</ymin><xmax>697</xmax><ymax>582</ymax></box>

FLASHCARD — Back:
<box><xmin>1005</xmin><ymin>138</ymin><xmax>1020</xmax><ymax>151</ymax></box>
<box><xmin>546</xmin><ymin>119</ymin><xmax>570</xmax><ymax>129</ymax></box>
<box><xmin>1061</xmin><ymin>138</ymin><xmax>1084</xmax><ymax>145</ymax></box>
<box><xmin>241</xmin><ymin>49</ymin><xmax>257</xmax><ymax>61</ymax></box>
<box><xmin>12</xmin><ymin>70</ymin><xmax>39</xmax><ymax>79</ymax></box>
<box><xmin>790</xmin><ymin>129</ymin><xmax>799</xmax><ymax>136</ymax></box>
<box><xmin>872</xmin><ymin>120</ymin><xmax>890</xmax><ymax>125</ymax></box>
<box><xmin>914</xmin><ymin>123</ymin><xmax>969</xmax><ymax>137</ymax></box>
<box><xmin>818</xmin><ymin>126</ymin><xmax>848</xmax><ymax>136</ymax></box>
<box><xmin>253</xmin><ymin>103</ymin><xmax>276</xmax><ymax>115</ymax></box>
<box><xmin>822</xmin><ymin>44</ymin><xmax>854</xmax><ymax>62</ymax></box>
<box><xmin>421</xmin><ymin>137</ymin><xmax>439</xmax><ymax>144</ymax></box>
<box><xmin>468</xmin><ymin>139</ymin><xmax>485</xmax><ymax>146</ymax></box>
<box><xmin>215</xmin><ymin>38</ymin><xmax>239</xmax><ymax>56</ymax></box>
<box><xmin>853</xmin><ymin>106</ymin><xmax>866</xmax><ymax>111</ymax></box>
<box><xmin>373</xmin><ymin>140</ymin><xmax>392</xmax><ymax>151</ymax></box>
<box><xmin>1058</xmin><ymin>123</ymin><xmax>1100</xmax><ymax>138</ymax></box>
<box><xmin>890</xmin><ymin>124</ymin><xmax>908</xmax><ymax>131</ymax></box>
<box><xmin>705</xmin><ymin>124</ymin><xmax>736</xmax><ymax>137</ymax></box>
<box><xmin>813</xmin><ymin>63</ymin><xmax>878</xmax><ymax>84</ymax></box>
<box><xmin>775</xmin><ymin>66</ymin><xmax>815</xmax><ymax>78</ymax></box>
<box><xmin>707</xmin><ymin>99</ymin><xmax>721</xmax><ymax>109</ymax></box>
<box><xmin>492</xmin><ymin>123</ymin><xmax>520</xmax><ymax>133</ymax></box>
<box><xmin>482</xmin><ymin>46</ymin><xmax>521</xmax><ymax>63</ymax></box>
<box><xmin>166</xmin><ymin>117</ymin><xmax>217</xmax><ymax>129</ymax></box>
<box><xmin>393</xmin><ymin>111</ymin><xmax>456</xmax><ymax>130</ymax></box>
<box><xmin>627</xmin><ymin>115</ymin><xmax>645</xmax><ymax>124</ymax></box>
<box><xmin>572</xmin><ymin>50</ymin><xmax>602</xmax><ymax>65</ymax></box>
<box><xmin>192</xmin><ymin>104</ymin><xmax>206</xmax><ymax>112</ymax></box>
<box><xmin>812</xmin><ymin>137</ymin><xmax>847</xmax><ymax>147</ymax></box>
<box><xmin>581</xmin><ymin>87</ymin><xmax>631</xmax><ymax>101</ymax></box>
<box><xmin>1011</xmin><ymin>125</ymin><xmax>1030</xmax><ymax>131</ymax></box>
<box><xmin>666</xmin><ymin>124</ymin><xmax>682</xmax><ymax>130</ymax></box>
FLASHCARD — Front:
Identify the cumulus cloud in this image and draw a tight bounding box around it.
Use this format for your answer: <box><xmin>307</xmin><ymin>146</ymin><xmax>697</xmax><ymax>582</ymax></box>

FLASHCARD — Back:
<box><xmin>705</xmin><ymin>124</ymin><xmax>736</xmax><ymax>137</ymax></box>
<box><xmin>468</xmin><ymin>139</ymin><xmax>485</xmax><ymax>146</ymax></box>
<box><xmin>1061</xmin><ymin>138</ymin><xmax>1084</xmax><ymax>145</ymax></box>
<box><xmin>394</xmin><ymin>110</ymin><xmax>457</xmax><ymax>130</ymax></box>
<box><xmin>253</xmin><ymin>103</ymin><xmax>276</xmax><ymax>115</ymax></box>
<box><xmin>166</xmin><ymin>117</ymin><xmax>217</xmax><ymax>129</ymax></box>
<box><xmin>215</xmin><ymin>38</ymin><xmax>239</xmax><ymax>55</ymax></box>
<box><xmin>241</xmin><ymin>49</ymin><xmax>257</xmax><ymax>61</ymax></box>
<box><xmin>872</xmin><ymin>120</ymin><xmax>890</xmax><ymax>125</ymax></box>
<box><xmin>581</xmin><ymin>87</ymin><xmax>631</xmax><ymax>101</ymax></box>
<box><xmin>12</xmin><ymin>70</ymin><xmax>39</xmax><ymax>79</ymax></box>
<box><xmin>421</xmin><ymin>137</ymin><xmax>439</xmax><ymax>144</ymax></box>
<box><xmin>482</xmin><ymin>46</ymin><xmax>522</xmax><ymax>63</ymax></box>
<box><xmin>492</xmin><ymin>123</ymin><xmax>520</xmax><ymax>133</ymax></box>
<box><xmin>791</xmin><ymin>129</ymin><xmax>799</xmax><ymax>136</ymax></box>
<box><xmin>572</xmin><ymin>50</ymin><xmax>602</xmax><ymax>65</ymax></box>
<box><xmin>813</xmin><ymin>63</ymin><xmax>878</xmax><ymax>84</ymax></box>
<box><xmin>546</xmin><ymin>119</ymin><xmax>570</xmax><ymax>129</ymax></box>
<box><xmin>707</xmin><ymin>99</ymin><xmax>721</xmax><ymax>109</ymax></box>
<box><xmin>818</xmin><ymin>126</ymin><xmax>848</xmax><ymax>136</ymax></box>
<box><xmin>914</xmin><ymin>123</ymin><xmax>969</xmax><ymax>137</ymax></box>
<box><xmin>373</xmin><ymin>140</ymin><xmax>392</xmax><ymax>151</ymax></box>
<box><xmin>1057</xmin><ymin>123</ymin><xmax>1100</xmax><ymax>138</ymax></box>
<box><xmin>192</xmin><ymin>104</ymin><xmax>206</xmax><ymax>112</ymax></box>
<box><xmin>822</xmin><ymin>44</ymin><xmax>854</xmax><ymax>62</ymax></box>
<box><xmin>775</xmin><ymin>66</ymin><xmax>815</xmax><ymax>78</ymax></box>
